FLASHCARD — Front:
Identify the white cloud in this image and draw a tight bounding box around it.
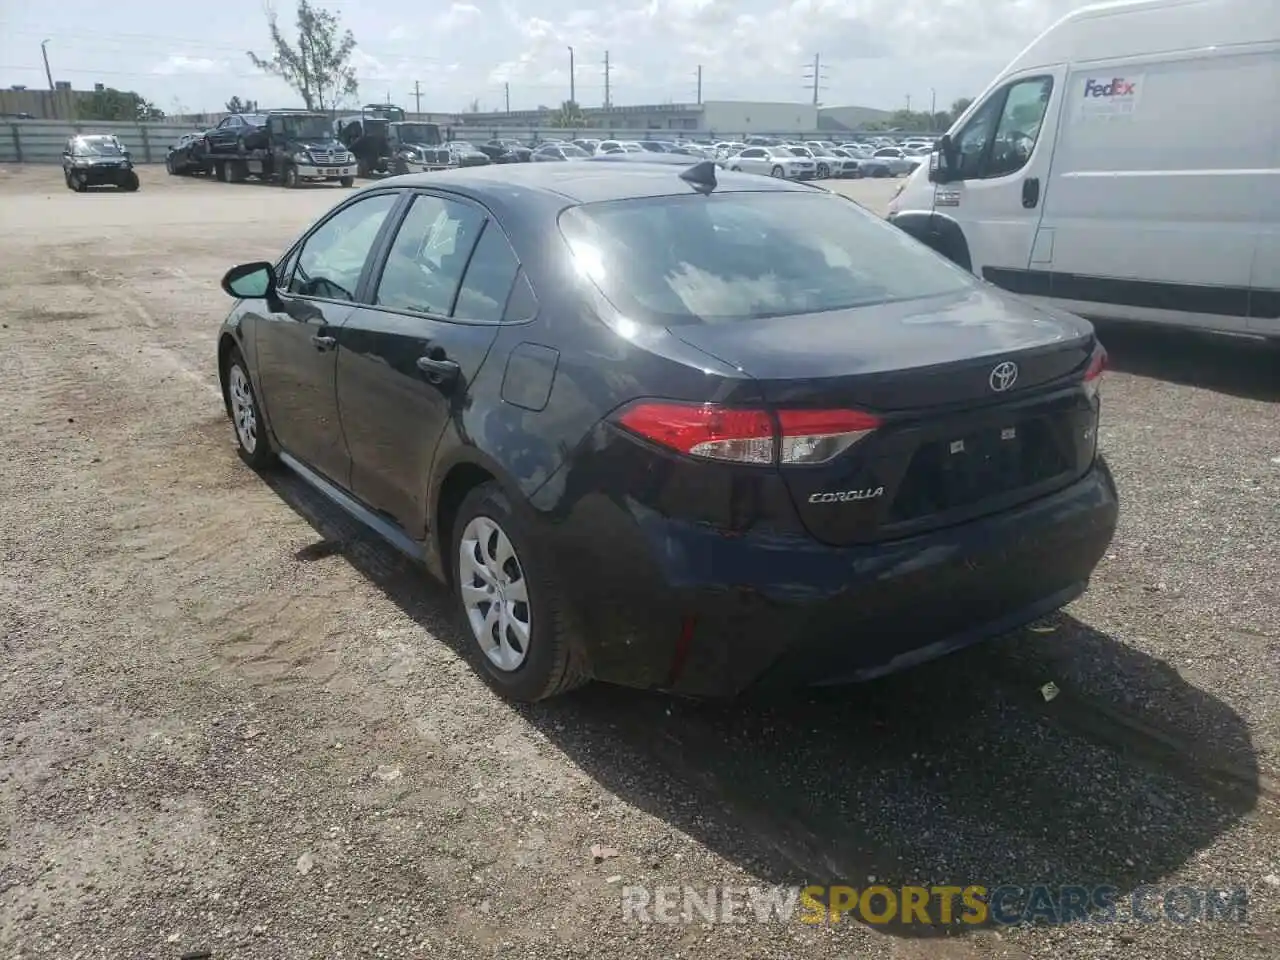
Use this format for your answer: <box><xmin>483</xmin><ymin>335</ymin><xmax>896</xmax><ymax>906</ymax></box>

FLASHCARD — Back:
<box><xmin>152</xmin><ymin>55</ymin><xmax>224</xmax><ymax>76</ymax></box>
<box><xmin>439</xmin><ymin>3</ymin><xmax>484</xmax><ymax>30</ymax></box>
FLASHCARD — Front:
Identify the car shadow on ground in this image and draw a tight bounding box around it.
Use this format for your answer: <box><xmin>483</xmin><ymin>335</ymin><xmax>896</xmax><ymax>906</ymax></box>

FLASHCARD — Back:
<box><xmin>263</xmin><ymin>468</ymin><xmax>1262</xmax><ymax>939</ymax></box>
<box><xmin>1096</xmin><ymin>321</ymin><xmax>1280</xmax><ymax>402</ymax></box>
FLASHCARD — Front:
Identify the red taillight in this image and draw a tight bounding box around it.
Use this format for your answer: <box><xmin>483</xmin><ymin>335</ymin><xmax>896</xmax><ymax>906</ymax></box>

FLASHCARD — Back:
<box><xmin>613</xmin><ymin>401</ymin><xmax>882</xmax><ymax>465</ymax></box>
<box><xmin>1083</xmin><ymin>344</ymin><xmax>1107</xmax><ymax>401</ymax></box>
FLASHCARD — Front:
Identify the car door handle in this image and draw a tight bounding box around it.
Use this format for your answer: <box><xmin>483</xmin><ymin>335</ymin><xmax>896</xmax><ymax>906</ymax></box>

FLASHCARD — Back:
<box><xmin>1022</xmin><ymin>177</ymin><xmax>1041</xmax><ymax>209</ymax></box>
<box><xmin>416</xmin><ymin>354</ymin><xmax>461</xmax><ymax>384</ymax></box>
<box><xmin>310</xmin><ymin>334</ymin><xmax>337</xmax><ymax>350</ymax></box>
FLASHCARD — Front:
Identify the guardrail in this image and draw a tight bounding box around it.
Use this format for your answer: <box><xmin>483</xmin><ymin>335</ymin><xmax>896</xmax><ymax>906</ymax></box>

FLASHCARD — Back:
<box><xmin>1</xmin><ymin>118</ymin><xmax>940</xmax><ymax>164</ymax></box>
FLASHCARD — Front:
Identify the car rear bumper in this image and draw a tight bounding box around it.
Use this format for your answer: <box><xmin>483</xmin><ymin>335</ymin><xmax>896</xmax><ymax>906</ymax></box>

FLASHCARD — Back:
<box><xmin>550</xmin><ymin>458</ymin><xmax>1119</xmax><ymax>697</ymax></box>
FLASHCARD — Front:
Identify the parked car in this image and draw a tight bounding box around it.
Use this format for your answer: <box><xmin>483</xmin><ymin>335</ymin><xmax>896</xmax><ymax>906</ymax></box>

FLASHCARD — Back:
<box><xmin>782</xmin><ymin>144</ymin><xmax>853</xmax><ymax>179</ymax></box>
<box><xmin>477</xmin><ymin>139</ymin><xmax>532</xmax><ymax>163</ymax></box>
<box><xmin>61</xmin><ymin>134</ymin><xmax>139</xmax><ymax>191</ymax></box>
<box><xmin>573</xmin><ymin>139</ymin><xmax>602</xmax><ymax>155</ymax></box>
<box><xmin>214</xmin><ymin>162</ymin><xmax>1117</xmax><ymax>702</ymax></box>
<box><xmin>446</xmin><ymin>141</ymin><xmax>492</xmax><ymax>167</ymax></box>
<box><xmin>597</xmin><ymin>140</ymin><xmax>645</xmax><ymax>154</ymax></box>
<box><xmin>725</xmin><ymin>145</ymin><xmax>816</xmax><ymax>179</ymax></box>
<box><xmin>871</xmin><ymin>147</ymin><xmax>921</xmax><ymax>176</ymax></box>
<box><xmin>829</xmin><ymin>148</ymin><xmax>866</xmax><ymax>178</ymax></box>
<box><xmin>583</xmin><ymin>152</ymin><xmax>699</xmax><ymax>165</ymax></box>
<box><xmin>165</xmin><ymin>132</ymin><xmax>209</xmax><ymax>175</ymax></box>
<box><xmin>203</xmin><ymin>112</ymin><xmax>270</xmax><ymax>153</ymax></box>
<box><xmin>531</xmin><ymin>143</ymin><xmax>591</xmax><ymax>162</ymax></box>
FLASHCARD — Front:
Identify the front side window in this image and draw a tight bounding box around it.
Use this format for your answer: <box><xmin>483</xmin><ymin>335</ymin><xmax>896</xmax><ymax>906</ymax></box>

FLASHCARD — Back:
<box><xmin>375</xmin><ymin>194</ymin><xmax>486</xmax><ymax>316</ymax></box>
<box><xmin>953</xmin><ymin>76</ymin><xmax>1053</xmax><ymax>180</ymax></box>
<box><xmin>559</xmin><ymin>191</ymin><xmax>975</xmax><ymax>326</ymax></box>
<box><xmin>289</xmin><ymin>193</ymin><xmax>399</xmax><ymax>301</ymax></box>
<box><xmin>986</xmin><ymin>76</ymin><xmax>1054</xmax><ymax>178</ymax></box>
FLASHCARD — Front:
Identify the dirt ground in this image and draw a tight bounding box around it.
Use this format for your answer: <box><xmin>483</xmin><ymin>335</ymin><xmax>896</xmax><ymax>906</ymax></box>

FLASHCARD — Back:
<box><xmin>0</xmin><ymin>163</ymin><xmax>1277</xmax><ymax>960</ymax></box>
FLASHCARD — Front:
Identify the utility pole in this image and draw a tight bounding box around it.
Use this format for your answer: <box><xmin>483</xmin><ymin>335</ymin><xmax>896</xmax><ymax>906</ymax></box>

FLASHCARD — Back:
<box><xmin>905</xmin><ymin>94</ymin><xmax>912</xmax><ymax>112</ymax></box>
<box><xmin>696</xmin><ymin>65</ymin><xmax>702</xmax><ymax>104</ymax></box>
<box><xmin>409</xmin><ymin>81</ymin><xmax>423</xmax><ymax>114</ymax></box>
<box><xmin>802</xmin><ymin>53</ymin><xmax>827</xmax><ymax>106</ymax></box>
<box><xmin>41</xmin><ymin>39</ymin><xmax>54</xmax><ymax>91</ymax></box>
<box><xmin>603</xmin><ymin>51</ymin><xmax>611</xmax><ymax>109</ymax></box>
<box><xmin>930</xmin><ymin>87</ymin><xmax>936</xmax><ymax>123</ymax></box>
<box><xmin>567</xmin><ymin>46</ymin><xmax>576</xmax><ymax>104</ymax></box>
<box><xmin>504</xmin><ymin>82</ymin><xmax>510</xmax><ymax>113</ymax></box>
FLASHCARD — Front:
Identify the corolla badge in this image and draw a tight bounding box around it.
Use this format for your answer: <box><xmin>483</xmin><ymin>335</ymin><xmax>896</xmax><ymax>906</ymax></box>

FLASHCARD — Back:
<box><xmin>808</xmin><ymin>487</ymin><xmax>885</xmax><ymax>504</ymax></box>
<box><xmin>989</xmin><ymin>361</ymin><xmax>1019</xmax><ymax>392</ymax></box>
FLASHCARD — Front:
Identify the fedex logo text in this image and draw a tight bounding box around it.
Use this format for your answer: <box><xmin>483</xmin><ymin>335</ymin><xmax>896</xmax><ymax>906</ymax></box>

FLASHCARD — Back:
<box><xmin>1084</xmin><ymin>77</ymin><xmax>1136</xmax><ymax>98</ymax></box>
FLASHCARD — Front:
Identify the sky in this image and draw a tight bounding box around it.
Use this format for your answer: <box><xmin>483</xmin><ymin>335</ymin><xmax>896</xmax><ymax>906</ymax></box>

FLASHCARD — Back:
<box><xmin>1</xmin><ymin>0</ymin><xmax>1101</xmax><ymax>115</ymax></box>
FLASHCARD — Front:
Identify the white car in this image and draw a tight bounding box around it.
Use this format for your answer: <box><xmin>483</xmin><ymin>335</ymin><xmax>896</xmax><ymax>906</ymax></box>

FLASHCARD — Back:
<box><xmin>870</xmin><ymin>146</ymin><xmax>921</xmax><ymax>176</ymax></box>
<box><xmin>784</xmin><ymin>144</ymin><xmax>854</xmax><ymax>179</ymax></box>
<box><xmin>725</xmin><ymin>145</ymin><xmax>816</xmax><ymax>179</ymax></box>
<box><xmin>598</xmin><ymin>140</ymin><xmax>646</xmax><ymax>154</ymax></box>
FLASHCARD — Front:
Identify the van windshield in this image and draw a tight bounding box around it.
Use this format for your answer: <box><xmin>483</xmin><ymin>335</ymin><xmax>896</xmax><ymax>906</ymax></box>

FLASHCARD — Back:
<box><xmin>558</xmin><ymin>191</ymin><xmax>976</xmax><ymax>325</ymax></box>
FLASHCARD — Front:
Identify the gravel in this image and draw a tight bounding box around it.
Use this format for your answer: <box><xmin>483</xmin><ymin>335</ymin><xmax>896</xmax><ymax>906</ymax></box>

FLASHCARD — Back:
<box><xmin>0</xmin><ymin>164</ymin><xmax>1276</xmax><ymax>959</ymax></box>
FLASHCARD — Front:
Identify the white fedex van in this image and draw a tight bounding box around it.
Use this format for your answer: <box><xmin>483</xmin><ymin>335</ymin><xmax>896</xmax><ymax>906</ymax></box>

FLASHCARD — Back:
<box><xmin>887</xmin><ymin>0</ymin><xmax>1278</xmax><ymax>340</ymax></box>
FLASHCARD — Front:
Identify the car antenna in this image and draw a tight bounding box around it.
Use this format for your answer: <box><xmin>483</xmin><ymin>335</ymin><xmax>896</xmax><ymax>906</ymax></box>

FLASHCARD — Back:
<box><xmin>678</xmin><ymin>159</ymin><xmax>717</xmax><ymax>195</ymax></box>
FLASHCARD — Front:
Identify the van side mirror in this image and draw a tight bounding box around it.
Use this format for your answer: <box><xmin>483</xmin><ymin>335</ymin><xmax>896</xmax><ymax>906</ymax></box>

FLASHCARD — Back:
<box><xmin>928</xmin><ymin>133</ymin><xmax>959</xmax><ymax>183</ymax></box>
<box><xmin>222</xmin><ymin>261</ymin><xmax>283</xmax><ymax>311</ymax></box>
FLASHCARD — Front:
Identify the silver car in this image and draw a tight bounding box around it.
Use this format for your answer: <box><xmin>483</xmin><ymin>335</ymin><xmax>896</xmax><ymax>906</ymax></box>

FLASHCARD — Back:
<box><xmin>726</xmin><ymin>145</ymin><xmax>816</xmax><ymax>179</ymax></box>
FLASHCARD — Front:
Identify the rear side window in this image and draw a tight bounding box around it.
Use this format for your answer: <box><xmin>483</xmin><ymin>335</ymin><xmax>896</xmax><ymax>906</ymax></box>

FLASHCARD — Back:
<box><xmin>558</xmin><ymin>191</ymin><xmax>975</xmax><ymax>325</ymax></box>
<box><xmin>454</xmin><ymin>222</ymin><xmax>519</xmax><ymax>322</ymax></box>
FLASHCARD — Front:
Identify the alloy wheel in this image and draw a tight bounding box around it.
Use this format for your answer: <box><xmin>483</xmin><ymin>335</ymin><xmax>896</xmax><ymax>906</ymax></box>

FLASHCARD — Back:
<box><xmin>459</xmin><ymin>515</ymin><xmax>531</xmax><ymax>672</ymax></box>
<box><xmin>228</xmin><ymin>364</ymin><xmax>258</xmax><ymax>454</ymax></box>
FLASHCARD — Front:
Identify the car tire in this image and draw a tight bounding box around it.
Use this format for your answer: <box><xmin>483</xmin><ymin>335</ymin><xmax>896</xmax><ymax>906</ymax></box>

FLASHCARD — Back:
<box><xmin>63</xmin><ymin>169</ymin><xmax>75</xmax><ymax>191</ymax></box>
<box><xmin>235</xmin><ymin>135</ymin><xmax>247</xmax><ymax>155</ymax></box>
<box><xmin>816</xmin><ymin>163</ymin><xmax>829</xmax><ymax>178</ymax></box>
<box><xmin>72</xmin><ymin>173</ymin><xmax>87</xmax><ymax>192</ymax></box>
<box><xmin>451</xmin><ymin>482</ymin><xmax>590</xmax><ymax>703</ymax></box>
<box><xmin>340</xmin><ymin>175</ymin><xmax>355</xmax><ymax>187</ymax></box>
<box><xmin>282</xmin><ymin>164</ymin><xmax>301</xmax><ymax>189</ymax></box>
<box><xmin>770</xmin><ymin>165</ymin><xmax>784</xmax><ymax>177</ymax></box>
<box><xmin>121</xmin><ymin>171</ymin><xmax>140</xmax><ymax>192</ymax></box>
<box><xmin>225</xmin><ymin>348</ymin><xmax>276</xmax><ymax>470</ymax></box>
<box><xmin>214</xmin><ymin>161</ymin><xmax>227</xmax><ymax>182</ymax></box>
<box><xmin>165</xmin><ymin>156</ymin><xmax>176</xmax><ymax>175</ymax></box>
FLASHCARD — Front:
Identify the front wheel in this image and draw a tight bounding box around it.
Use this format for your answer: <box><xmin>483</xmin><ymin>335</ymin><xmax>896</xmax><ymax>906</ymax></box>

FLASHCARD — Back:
<box><xmin>816</xmin><ymin>163</ymin><xmax>829</xmax><ymax>178</ymax></box>
<box><xmin>282</xmin><ymin>164</ymin><xmax>300</xmax><ymax>189</ymax></box>
<box><xmin>165</xmin><ymin>156</ymin><xmax>176</xmax><ymax>175</ymax></box>
<box><xmin>451</xmin><ymin>483</ymin><xmax>589</xmax><ymax>702</ymax></box>
<box><xmin>339</xmin><ymin>175</ymin><xmax>355</xmax><ymax>187</ymax></box>
<box><xmin>770</xmin><ymin>165</ymin><xmax>784</xmax><ymax>178</ymax></box>
<box><xmin>121</xmin><ymin>171</ymin><xmax>139</xmax><ymax>192</ymax></box>
<box><xmin>225</xmin><ymin>349</ymin><xmax>275</xmax><ymax>470</ymax></box>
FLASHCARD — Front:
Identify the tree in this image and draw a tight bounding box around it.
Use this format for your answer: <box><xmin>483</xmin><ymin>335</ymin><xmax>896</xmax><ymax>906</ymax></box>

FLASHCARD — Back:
<box><xmin>248</xmin><ymin>0</ymin><xmax>358</xmax><ymax>111</ymax></box>
<box><xmin>467</xmin><ymin>98</ymin><xmax>481</xmax><ymax>113</ymax></box>
<box><xmin>225</xmin><ymin>96</ymin><xmax>260</xmax><ymax>113</ymax></box>
<box><xmin>79</xmin><ymin>88</ymin><xmax>165</xmax><ymax>122</ymax></box>
<box><xmin>950</xmin><ymin>97</ymin><xmax>973</xmax><ymax>117</ymax></box>
<box><xmin>549</xmin><ymin>100</ymin><xmax>586</xmax><ymax>128</ymax></box>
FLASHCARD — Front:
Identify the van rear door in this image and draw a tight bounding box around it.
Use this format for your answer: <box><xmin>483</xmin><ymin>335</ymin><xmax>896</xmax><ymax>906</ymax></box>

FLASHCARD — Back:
<box><xmin>1248</xmin><ymin>47</ymin><xmax>1280</xmax><ymax>338</ymax></box>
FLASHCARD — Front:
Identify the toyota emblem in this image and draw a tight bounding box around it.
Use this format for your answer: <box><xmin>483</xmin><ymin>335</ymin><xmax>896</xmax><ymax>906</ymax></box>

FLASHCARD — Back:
<box><xmin>989</xmin><ymin>361</ymin><xmax>1019</xmax><ymax>392</ymax></box>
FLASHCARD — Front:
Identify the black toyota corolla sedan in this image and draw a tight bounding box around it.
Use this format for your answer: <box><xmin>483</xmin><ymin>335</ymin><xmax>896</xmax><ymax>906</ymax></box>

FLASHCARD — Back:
<box><xmin>215</xmin><ymin>161</ymin><xmax>1117</xmax><ymax>702</ymax></box>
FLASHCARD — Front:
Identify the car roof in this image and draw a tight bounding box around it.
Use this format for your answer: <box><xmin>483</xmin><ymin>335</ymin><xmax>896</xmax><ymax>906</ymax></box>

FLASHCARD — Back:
<box><xmin>385</xmin><ymin>161</ymin><xmax>813</xmax><ymax>204</ymax></box>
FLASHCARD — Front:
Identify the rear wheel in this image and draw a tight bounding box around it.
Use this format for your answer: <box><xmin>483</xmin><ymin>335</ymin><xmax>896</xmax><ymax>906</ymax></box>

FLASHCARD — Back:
<box><xmin>451</xmin><ymin>483</ymin><xmax>589</xmax><ymax>702</ymax></box>
<box><xmin>214</xmin><ymin>160</ymin><xmax>227</xmax><ymax>182</ymax></box>
<box><xmin>770</xmin><ymin>165</ymin><xmax>784</xmax><ymax>177</ymax></box>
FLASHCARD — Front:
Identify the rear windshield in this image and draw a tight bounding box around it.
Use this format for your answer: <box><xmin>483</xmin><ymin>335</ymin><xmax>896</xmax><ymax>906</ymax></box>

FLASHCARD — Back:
<box><xmin>557</xmin><ymin>191</ymin><xmax>975</xmax><ymax>325</ymax></box>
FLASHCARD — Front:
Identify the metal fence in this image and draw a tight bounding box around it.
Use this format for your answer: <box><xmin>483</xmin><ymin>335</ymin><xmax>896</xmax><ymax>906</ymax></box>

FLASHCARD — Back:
<box><xmin>1</xmin><ymin>118</ymin><xmax>938</xmax><ymax>165</ymax></box>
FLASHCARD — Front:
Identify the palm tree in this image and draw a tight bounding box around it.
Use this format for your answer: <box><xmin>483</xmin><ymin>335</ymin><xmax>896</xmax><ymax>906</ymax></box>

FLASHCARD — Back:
<box><xmin>550</xmin><ymin>100</ymin><xmax>586</xmax><ymax>129</ymax></box>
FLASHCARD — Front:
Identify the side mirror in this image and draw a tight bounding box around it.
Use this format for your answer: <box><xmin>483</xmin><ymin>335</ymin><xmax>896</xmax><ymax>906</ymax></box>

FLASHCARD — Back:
<box><xmin>221</xmin><ymin>261</ymin><xmax>281</xmax><ymax>310</ymax></box>
<box><xmin>928</xmin><ymin>133</ymin><xmax>958</xmax><ymax>183</ymax></box>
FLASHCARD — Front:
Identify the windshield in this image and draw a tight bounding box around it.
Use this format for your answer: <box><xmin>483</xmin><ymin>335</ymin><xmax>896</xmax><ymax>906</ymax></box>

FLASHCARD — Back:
<box><xmin>396</xmin><ymin>123</ymin><xmax>440</xmax><ymax>144</ymax></box>
<box><xmin>74</xmin><ymin>136</ymin><xmax>124</xmax><ymax>156</ymax></box>
<box><xmin>277</xmin><ymin>116</ymin><xmax>335</xmax><ymax>141</ymax></box>
<box><xmin>558</xmin><ymin>191</ymin><xmax>975</xmax><ymax>325</ymax></box>
<box><xmin>788</xmin><ymin>146</ymin><xmax>814</xmax><ymax>157</ymax></box>
<box><xmin>561</xmin><ymin>145</ymin><xmax>589</xmax><ymax>157</ymax></box>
